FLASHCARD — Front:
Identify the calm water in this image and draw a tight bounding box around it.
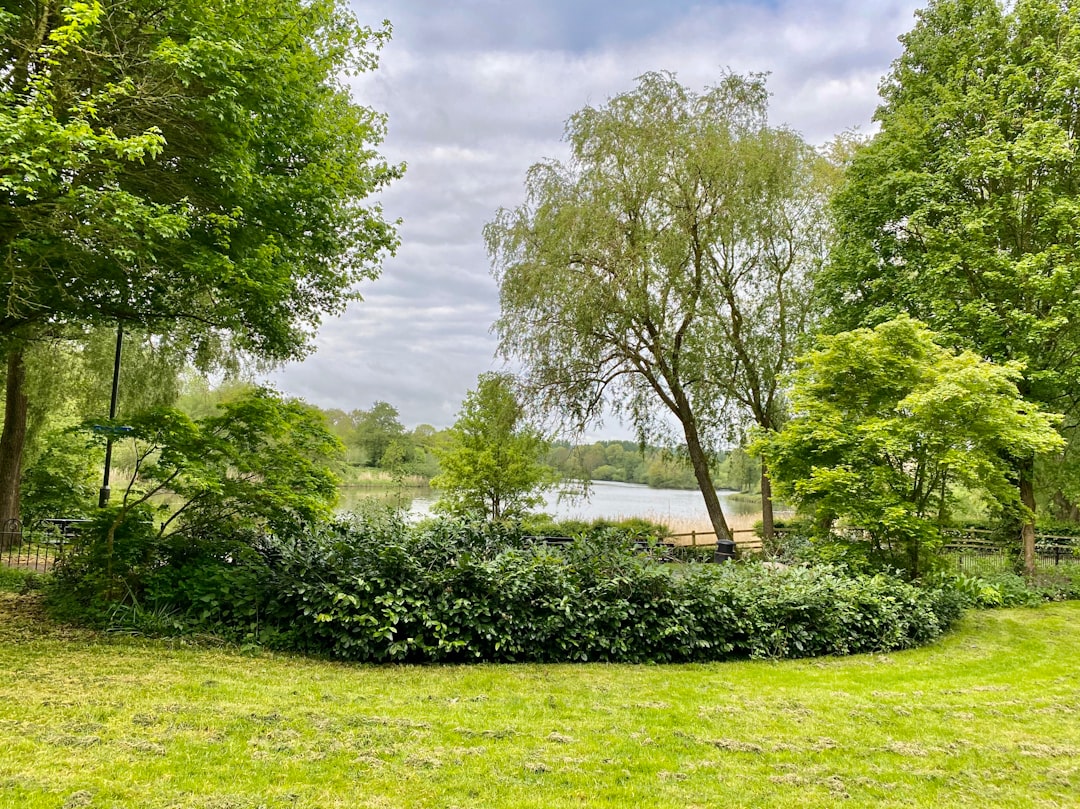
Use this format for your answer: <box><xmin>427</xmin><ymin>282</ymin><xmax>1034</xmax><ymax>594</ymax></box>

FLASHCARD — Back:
<box><xmin>337</xmin><ymin>480</ymin><xmax>760</xmax><ymax>524</ymax></box>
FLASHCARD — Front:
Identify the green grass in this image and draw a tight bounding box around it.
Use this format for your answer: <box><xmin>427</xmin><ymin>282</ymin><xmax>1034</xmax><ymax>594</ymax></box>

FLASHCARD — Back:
<box><xmin>1</xmin><ymin>593</ymin><xmax>1078</xmax><ymax>808</ymax></box>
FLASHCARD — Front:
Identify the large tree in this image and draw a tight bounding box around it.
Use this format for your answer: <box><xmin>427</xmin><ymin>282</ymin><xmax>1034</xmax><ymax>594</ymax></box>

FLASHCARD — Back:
<box><xmin>0</xmin><ymin>0</ymin><xmax>401</xmax><ymax>537</ymax></box>
<box><xmin>486</xmin><ymin>71</ymin><xmax>826</xmax><ymax>544</ymax></box>
<box><xmin>821</xmin><ymin>0</ymin><xmax>1080</xmax><ymax>572</ymax></box>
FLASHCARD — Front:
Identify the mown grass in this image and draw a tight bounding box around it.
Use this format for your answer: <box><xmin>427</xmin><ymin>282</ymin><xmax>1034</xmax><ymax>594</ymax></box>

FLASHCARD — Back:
<box><xmin>1</xmin><ymin>592</ymin><xmax>1078</xmax><ymax>808</ymax></box>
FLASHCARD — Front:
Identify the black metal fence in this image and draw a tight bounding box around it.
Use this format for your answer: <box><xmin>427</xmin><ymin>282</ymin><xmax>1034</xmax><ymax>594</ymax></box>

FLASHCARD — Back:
<box><xmin>0</xmin><ymin>519</ymin><xmax>80</xmax><ymax>574</ymax></box>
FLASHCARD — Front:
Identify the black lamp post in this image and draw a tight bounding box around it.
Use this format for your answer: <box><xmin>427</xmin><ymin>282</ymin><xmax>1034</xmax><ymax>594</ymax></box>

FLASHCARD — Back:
<box><xmin>98</xmin><ymin>324</ymin><xmax>124</xmax><ymax>508</ymax></box>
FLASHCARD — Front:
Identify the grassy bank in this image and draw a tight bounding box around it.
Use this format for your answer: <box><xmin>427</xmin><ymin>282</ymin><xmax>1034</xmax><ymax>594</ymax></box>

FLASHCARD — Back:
<box><xmin>1</xmin><ymin>593</ymin><xmax>1078</xmax><ymax>807</ymax></box>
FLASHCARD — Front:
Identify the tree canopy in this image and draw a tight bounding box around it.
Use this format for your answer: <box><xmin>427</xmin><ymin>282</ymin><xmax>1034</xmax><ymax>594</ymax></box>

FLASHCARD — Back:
<box><xmin>757</xmin><ymin>317</ymin><xmax>1063</xmax><ymax>576</ymax></box>
<box><xmin>0</xmin><ymin>0</ymin><xmax>401</xmax><ymax>530</ymax></box>
<box><xmin>821</xmin><ymin>0</ymin><xmax>1080</xmax><ymax>565</ymax></box>
<box><xmin>486</xmin><ymin>71</ymin><xmax>827</xmax><ymax>542</ymax></box>
<box><xmin>1</xmin><ymin>0</ymin><xmax>401</xmax><ymax>353</ymax></box>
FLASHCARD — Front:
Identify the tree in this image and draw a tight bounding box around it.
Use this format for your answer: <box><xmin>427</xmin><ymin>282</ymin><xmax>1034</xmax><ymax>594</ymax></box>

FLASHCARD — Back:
<box><xmin>86</xmin><ymin>387</ymin><xmax>342</xmax><ymax>548</ymax></box>
<box><xmin>0</xmin><ymin>0</ymin><xmax>401</xmax><ymax>533</ymax></box>
<box><xmin>486</xmin><ymin>71</ymin><xmax>827</xmax><ymax>544</ymax></box>
<box><xmin>756</xmin><ymin>317</ymin><xmax>1063</xmax><ymax>576</ymax></box>
<box><xmin>351</xmin><ymin>401</ymin><xmax>408</xmax><ymax>467</ymax></box>
<box><xmin>431</xmin><ymin>374</ymin><xmax>555</xmax><ymax>521</ymax></box>
<box><xmin>821</xmin><ymin>0</ymin><xmax>1080</xmax><ymax>573</ymax></box>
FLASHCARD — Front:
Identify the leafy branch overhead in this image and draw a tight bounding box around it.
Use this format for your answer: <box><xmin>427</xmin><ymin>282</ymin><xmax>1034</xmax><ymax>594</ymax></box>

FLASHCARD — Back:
<box><xmin>0</xmin><ymin>0</ymin><xmax>402</xmax><ymax>356</ymax></box>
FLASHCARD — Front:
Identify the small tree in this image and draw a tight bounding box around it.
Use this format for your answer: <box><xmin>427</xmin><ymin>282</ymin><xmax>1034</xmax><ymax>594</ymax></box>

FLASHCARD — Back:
<box><xmin>431</xmin><ymin>374</ymin><xmax>555</xmax><ymax>521</ymax></box>
<box><xmin>756</xmin><ymin>317</ymin><xmax>1063</xmax><ymax>576</ymax></box>
<box><xmin>86</xmin><ymin>387</ymin><xmax>342</xmax><ymax>546</ymax></box>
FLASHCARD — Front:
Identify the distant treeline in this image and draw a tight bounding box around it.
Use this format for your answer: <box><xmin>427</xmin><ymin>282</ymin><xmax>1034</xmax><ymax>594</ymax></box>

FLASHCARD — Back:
<box><xmin>546</xmin><ymin>441</ymin><xmax>760</xmax><ymax>493</ymax></box>
<box><xmin>307</xmin><ymin>401</ymin><xmax>760</xmax><ymax>492</ymax></box>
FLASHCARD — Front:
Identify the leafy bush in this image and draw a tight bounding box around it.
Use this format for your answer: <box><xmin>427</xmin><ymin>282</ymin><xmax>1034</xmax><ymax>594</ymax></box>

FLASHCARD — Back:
<box><xmin>46</xmin><ymin>512</ymin><xmax>967</xmax><ymax>663</ymax></box>
<box><xmin>257</xmin><ymin>517</ymin><xmax>963</xmax><ymax>663</ymax></box>
<box><xmin>47</xmin><ymin>505</ymin><xmax>161</xmax><ymax>624</ymax></box>
<box><xmin>938</xmin><ymin>571</ymin><xmax>1079</xmax><ymax>608</ymax></box>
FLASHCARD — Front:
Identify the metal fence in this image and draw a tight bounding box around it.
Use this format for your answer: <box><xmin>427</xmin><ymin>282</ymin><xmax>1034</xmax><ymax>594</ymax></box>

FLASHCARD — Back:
<box><xmin>1</xmin><ymin>520</ymin><xmax>76</xmax><ymax>574</ymax></box>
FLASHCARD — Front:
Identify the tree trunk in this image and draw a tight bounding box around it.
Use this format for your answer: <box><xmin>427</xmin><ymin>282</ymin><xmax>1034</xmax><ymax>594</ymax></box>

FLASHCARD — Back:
<box><xmin>1018</xmin><ymin>455</ymin><xmax>1037</xmax><ymax>579</ymax></box>
<box><xmin>679</xmin><ymin>413</ymin><xmax>733</xmax><ymax>544</ymax></box>
<box><xmin>0</xmin><ymin>345</ymin><xmax>29</xmax><ymax>550</ymax></box>
<box><xmin>760</xmin><ymin>463</ymin><xmax>775</xmax><ymax>542</ymax></box>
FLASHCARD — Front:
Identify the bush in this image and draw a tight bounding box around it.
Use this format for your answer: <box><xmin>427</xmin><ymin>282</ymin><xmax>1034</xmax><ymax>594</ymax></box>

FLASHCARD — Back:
<box><xmin>258</xmin><ymin>517</ymin><xmax>963</xmax><ymax>663</ymax></box>
<box><xmin>45</xmin><ymin>513</ymin><xmax>967</xmax><ymax>663</ymax></box>
<box><xmin>47</xmin><ymin>505</ymin><xmax>161</xmax><ymax>624</ymax></box>
<box><xmin>937</xmin><ymin>571</ymin><xmax>1079</xmax><ymax>608</ymax></box>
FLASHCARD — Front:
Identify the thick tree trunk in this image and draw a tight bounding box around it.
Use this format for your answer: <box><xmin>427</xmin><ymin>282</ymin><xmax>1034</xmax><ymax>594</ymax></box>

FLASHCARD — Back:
<box><xmin>1018</xmin><ymin>455</ymin><xmax>1037</xmax><ymax>579</ymax></box>
<box><xmin>760</xmin><ymin>463</ymin><xmax>775</xmax><ymax>542</ymax></box>
<box><xmin>679</xmin><ymin>412</ymin><xmax>733</xmax><ymax>546</ymax></box>
<box><xmin>0</xmin><ymin>346</ymin><xmax>29</xmax><ymax>550</ymax></box>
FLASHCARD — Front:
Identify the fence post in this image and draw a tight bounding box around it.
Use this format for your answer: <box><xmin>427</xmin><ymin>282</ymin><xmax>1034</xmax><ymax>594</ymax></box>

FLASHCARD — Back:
<box><xmin>691</xmin><ymin>530</ymin><xmax>697</xmax><ymax>547</ymax></box>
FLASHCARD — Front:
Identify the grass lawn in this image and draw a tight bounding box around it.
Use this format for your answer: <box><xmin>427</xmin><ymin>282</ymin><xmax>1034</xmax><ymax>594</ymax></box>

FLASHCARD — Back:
<box><xmin>1</xmin><ymin>592</ymin><xmax>1078</xmax><ymax>808</ymax></box>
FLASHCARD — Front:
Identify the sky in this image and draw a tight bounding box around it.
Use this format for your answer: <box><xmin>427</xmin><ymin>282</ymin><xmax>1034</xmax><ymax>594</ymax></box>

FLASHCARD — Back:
<box><xmin>266</xmin><ymin>0</ymin><xmax>924</xmax><ymax>436</ymax></box>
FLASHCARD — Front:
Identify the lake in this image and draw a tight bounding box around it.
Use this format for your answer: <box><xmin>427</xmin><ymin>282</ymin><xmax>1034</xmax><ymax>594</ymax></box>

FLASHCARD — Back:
<box><xmin>337</xmin><ymin>480</ymin><xmax>764</xmax><ymax>532</ymax></box>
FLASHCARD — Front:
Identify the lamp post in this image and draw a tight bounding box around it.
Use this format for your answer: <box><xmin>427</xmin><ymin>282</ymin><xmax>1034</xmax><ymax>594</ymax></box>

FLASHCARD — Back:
<box><xmin>98</xmin><ymin>324</ymin><xmax>124</xmax><ymax>508</ymax></box>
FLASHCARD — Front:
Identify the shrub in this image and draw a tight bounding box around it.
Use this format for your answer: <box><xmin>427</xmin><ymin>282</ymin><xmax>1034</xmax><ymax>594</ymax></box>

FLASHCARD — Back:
<box><xmin>45</xmin><ymin>513</ymin><xmax>967</xmax><ymax>663</ymax></box>
<box><xmin>937</xmin><ymin>571</ymin><xmax>1079</xmax><ymax>608</ymax></box>
<box><xmin>257</xmin><ymin>518</ymin><xmax>963</xmax><ymax>663</ymax></box>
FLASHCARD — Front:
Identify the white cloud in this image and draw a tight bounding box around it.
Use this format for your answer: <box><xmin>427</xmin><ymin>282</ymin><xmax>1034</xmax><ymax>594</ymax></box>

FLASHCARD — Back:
<box><xmin>267</xmin><ymin>0</ymin><xmax>923</xmax><ymax>433</ymax></box>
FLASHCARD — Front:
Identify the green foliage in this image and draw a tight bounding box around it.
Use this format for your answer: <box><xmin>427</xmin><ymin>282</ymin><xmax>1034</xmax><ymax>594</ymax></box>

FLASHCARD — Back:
<box><xmin>350</xmin><ymin>401</ymin><xmax>409</xmax><ymax>468</ymax></box>
<box><xmin>933</xmin><ymin>571</ymin><xmax>1076</xmax><ymax>609</ymax></box>
<box><xmin>0</xmin><ymin>565</ymin><xmax>40</xmax><ymax>593</ymax></box>
<box><xmin>546</xmin><ymin>439</ymin><xmax>759</xmax><ymax>492</ymax></box>
<box><xmin>518</xmin><ymin>514</ymin><xmax>670</xmax><ymax>541</ymax></box>
<box><xmin>488</xmin><ymin>71</ymin><xmax>829</xmax><ymax>541</ymax></box>
<box><xmin>714</xmin><ymin>447</ymin><xmax>762</xmax><ymax>493</ymax></box>
<box><xmin>48</xmin><ymin>388</ymin><xmax>342</xmax><ymax>620</ymax></box>
<box><xmin>1</xmin><ymin>0</ymin><xmax>400</xmax><ymax>357</ymax></box>
<box><xmin>822</xmin><ymin>0</ymin><xmax>1080</xmax><ymax>532</ymax></box>
<box><xmin>20</xmin><ymin>429</ymin><xmax>101</xmax><ymax>523</ymax></box>
<box><xmin>643</xmin><ymin>453</ymin><xmax>698</xmax><ymax>490</ymax></box>
<box><xmin>51</xmin><ymin>511</ymin><xmax>965</xmax><ymax>663</ymax></box>
<box><xmin>824</xmin><ymin>0</ymin><xmax>1080</xmax><ymax>400</ymax></box>
<box><xmin>96</xmin><ymin>387</ymin><xmax>343</xmax><ymax>537</ymax></box>
<box><xmin>265</xmin><ymin>524</ymin><xmax>964</xmax><ymax>662</ymax></box>
<box><xmin>757</xmin><ymin>317</ymin><xmax>1064</xmax><ymax>576</ymax></box>
<box><xmin>47</xmin><ymin>504</ymin><xmax>160</xmax><ymax>623</ymax></box>
<box><xmin>431</xmin><ymin>373</ymin><xmax>556</xmax><ymax>520</ymax></box>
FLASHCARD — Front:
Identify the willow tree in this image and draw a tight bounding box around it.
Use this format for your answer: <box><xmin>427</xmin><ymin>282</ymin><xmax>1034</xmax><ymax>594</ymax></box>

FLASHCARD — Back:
<box><xmin>822</xmin><ymin>0</ymin><xmax>1080</xmax><ymax>573</ymax></box>
<box><xmin>486</xmin><ymin>71</ymin><xmax>826</xmax><ymax>543</ymax></box>
<box><xmin>0</xmin><ymin>0</ymin><xmax>401</xmax><ymax>536</ymax></box>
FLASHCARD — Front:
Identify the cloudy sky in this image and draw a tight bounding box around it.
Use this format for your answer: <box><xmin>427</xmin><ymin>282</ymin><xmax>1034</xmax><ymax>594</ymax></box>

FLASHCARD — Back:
<box><xmin>267</xmin><ymin>0</ymin><xmax>924</xmax><ymax>435</ymax></box>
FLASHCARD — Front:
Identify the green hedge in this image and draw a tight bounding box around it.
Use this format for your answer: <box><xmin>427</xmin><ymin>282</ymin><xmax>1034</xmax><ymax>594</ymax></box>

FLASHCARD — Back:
<box><xmin>49</xmin><ymin>514</ymin><xmax>965</xmax><ymax>663</ymax></box>
<box><xmin>256</xmin><ymin>517</ymin><xmax>963</xmax><ymax>663</ymax></box>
